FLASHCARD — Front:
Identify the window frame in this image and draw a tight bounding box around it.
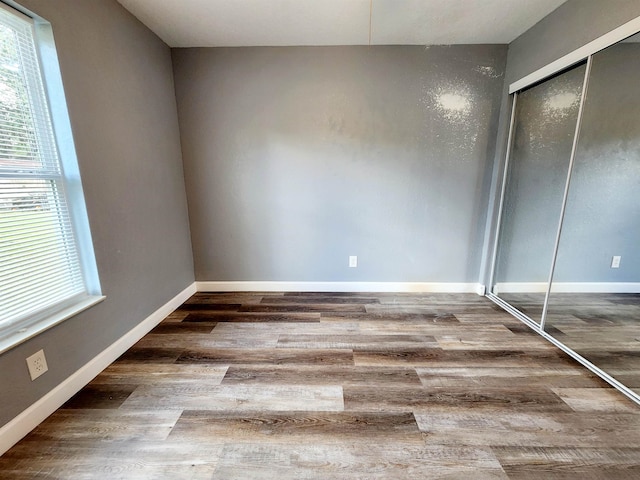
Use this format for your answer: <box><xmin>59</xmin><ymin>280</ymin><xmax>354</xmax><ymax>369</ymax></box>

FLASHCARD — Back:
<box><xmin>0</xmin><ymin>1</ymin><xmax>104</xmax><ymax>354</ymax></box>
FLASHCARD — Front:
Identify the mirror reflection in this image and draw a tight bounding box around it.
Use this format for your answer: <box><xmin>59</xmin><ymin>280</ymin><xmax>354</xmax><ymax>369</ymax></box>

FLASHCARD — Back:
<box><xmin>545</xmin><ymin>32</ymin><xmax>640</xmax><ymax>395</ymax></box>
<box><xmin>492</xmin><ymin>63</ymin><xmax>586</xmax><ymax>324</ymax></box>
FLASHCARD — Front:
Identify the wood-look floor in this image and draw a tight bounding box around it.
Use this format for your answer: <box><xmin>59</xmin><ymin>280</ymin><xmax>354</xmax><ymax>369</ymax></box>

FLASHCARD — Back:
<box><xmin>2</xmin><ymin>292</ymin><xmax>640</xmax><ymax>479</ymax></box>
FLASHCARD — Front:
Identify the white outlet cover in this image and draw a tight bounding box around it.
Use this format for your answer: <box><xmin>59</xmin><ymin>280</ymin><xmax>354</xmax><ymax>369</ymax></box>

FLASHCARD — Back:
<box><xmin>26</xmin><ymin>349</ymin><xmax>48</xmax><ymax>381</ymax></box>
<box><xmin>611</xmin><ymin>256</ymin><xmax>621</xmax><ymax>268</ymax></box>
<box><xmin>349</xmin><ymin>256</ymin><xmax>357</xmax><ymax>268</ymax></box>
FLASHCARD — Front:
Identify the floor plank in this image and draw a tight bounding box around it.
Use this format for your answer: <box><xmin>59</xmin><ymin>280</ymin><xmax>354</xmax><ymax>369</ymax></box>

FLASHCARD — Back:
<box><xmin>344</xmin><ymin>385</ymin><xmax>573</xmax><ymax>413</ymax></box>
<box><xmin>91</xmin><ymin>364</ymin><xmax>228</xmax><ymax>386</ymax></box>
<box><xmin>183</xmin><ymin>312</ymin><xmax>321</xmax><ymax>323</ymax></box>
<box><xmin>415</xmin><ymin>411</ymin><xmax>640</xmax><ymax>447</ymax></box>
<box><xmin>175</xmin><ymin>347</ymin><xmax>355</xmax><ymax>365</ymax></box>
<box><xmin>276</xmin><ymin>333</ymin><xmax>438</xmax><ymax>349</ymax></box>
<box><xmin>260</xmin><ymin>295</ymin><xmax>381</xmax><ymax>305</ymax></box>
<box><xmin>211</xmin><ymin>443</ymin><xmax>507</xmax><ymax>479</ymax></box>
<box><xmin>353</xmin><ymin>347</ymin><xmax>575</xmax><ymax>368</ymax></box>
<box><xmin>0</xmin><ymin>441</ymin><xmax>222</xmax><ymax>480</ymax></box>
<box><xmin>416</xmin><ymin>366</ymin><xmax>608</xmax><ymax>388</ymax></box>
<box><xmin>17</xmin><ymin>410</ymin><xmax>182</xmax><ymax>442</ymax></box>
<box><xmin>221</xmin><ymin>365</ymin><xmax>422</xmax><ymax>387</ymax></box>
<box><xmin>169</xmin><ymin>410</ymin><xmax>422</xmax><ymax>444</ymax></box>
<box><xmin>493</xmin><ymin>446</ymin><xmax>640</xmax><ymax>480</ymax></box>
<box><xmin>121</xmin><ymin>384</ymin><xmax>344</xmax><ymax>411</ymax></box>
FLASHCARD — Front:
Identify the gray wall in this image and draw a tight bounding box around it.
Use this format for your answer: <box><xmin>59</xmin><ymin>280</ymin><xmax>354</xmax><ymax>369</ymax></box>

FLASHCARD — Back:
<box><xmin>482</xmin><ymin>0</ymin><xmax>640</xmax><ymax>286</ymax></box>
<box><xmin>506</xmin><ymin>0</ymin><xmax>640</xmax><ymax>84</ymax></box>
<box><xmin>173</xmin><ymin>45</ymin><xmax>506</xmax><ymax>283</ymax></box>
<box><xmin>0</xmin><ymin>0</ymin><xmax>194</xmax><ymax>427</ymax></box>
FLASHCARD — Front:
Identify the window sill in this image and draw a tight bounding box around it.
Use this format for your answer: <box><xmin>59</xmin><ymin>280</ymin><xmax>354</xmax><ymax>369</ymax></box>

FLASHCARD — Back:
<box><xmin>0</xmin><ymin>295</ymin><xmax>106</xmax><ymax>355</ymax></box>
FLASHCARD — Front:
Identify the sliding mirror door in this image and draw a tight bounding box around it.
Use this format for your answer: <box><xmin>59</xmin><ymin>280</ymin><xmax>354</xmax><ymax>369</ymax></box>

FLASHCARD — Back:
<box><xmin>491</xmin><ymin>63</ymin><xmax>587</xmax><ymax>324</ymax></box>
<box><xmin>545</xmin><ymin>33</ymin><xmax>640</xmax><ymax>395</ymax></box>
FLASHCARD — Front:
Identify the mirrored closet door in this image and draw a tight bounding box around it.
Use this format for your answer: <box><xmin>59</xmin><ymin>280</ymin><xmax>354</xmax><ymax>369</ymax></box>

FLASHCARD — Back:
<box><xmin>545</xmin><ymin>32</ymin><xmax>640</xmax><ymax>397</ymax></box>
<box><xmin>489</xmin><ymin>31</ymin><xmax>640</xmax><ymax>403</ymax></box>
<box><xmin>491</xmin><ymin>63</ymin><xmax>587</xmax><ymax>325</ymax></box>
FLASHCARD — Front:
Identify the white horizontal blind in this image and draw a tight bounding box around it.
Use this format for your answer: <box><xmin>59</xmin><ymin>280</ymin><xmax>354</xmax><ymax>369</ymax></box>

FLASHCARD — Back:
<box><xmin>0</xmin><ymin>6</ymin><xmax>85</xmax><ymax>332</ymax></box>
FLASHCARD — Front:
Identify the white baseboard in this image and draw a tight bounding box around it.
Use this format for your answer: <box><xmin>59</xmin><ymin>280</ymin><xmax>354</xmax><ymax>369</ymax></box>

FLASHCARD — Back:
<box><xmin>494</xmin><ymin>282</ymin><xmax>547</xmax><ymax>294</ymax></box>
<box><xmin>0</xmin><ymin>282</ymin><xmax>197</xmax><ymax>456</ymax></box>
<box><xmin>196</xmin><ymin>281</ymin><xmax>481</xmax><ymax>294</ymax></box>
<box><xmin>495</xmin><ymin>282</ymin><xmax>640</xmax><ymax>294</ymax></box>
<box><xmin>551</xmin><ymin>282</ymin><xmax>640</xmax><ymax>294</ymax></box>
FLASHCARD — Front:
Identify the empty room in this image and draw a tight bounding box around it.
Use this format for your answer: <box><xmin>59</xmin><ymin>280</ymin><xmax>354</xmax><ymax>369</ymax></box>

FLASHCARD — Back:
<box><xmin>1</xmin><ymin>0</ymin><xmax>640</xmax><ymax>478</ymax></box>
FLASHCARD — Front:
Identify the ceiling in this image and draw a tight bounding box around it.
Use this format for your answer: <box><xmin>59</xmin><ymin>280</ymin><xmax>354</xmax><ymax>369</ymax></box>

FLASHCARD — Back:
<box><xmin>116</xmin><ymin>0</ymin><xmax>567</xmax><ymax>48</ymax></box>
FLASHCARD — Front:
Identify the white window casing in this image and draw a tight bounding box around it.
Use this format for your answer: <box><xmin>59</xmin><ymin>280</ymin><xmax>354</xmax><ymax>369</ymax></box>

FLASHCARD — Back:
<box><xmin>0</xmin><ymin>2</ymin><xmax>103</xmax><ymax>353</ymax></box>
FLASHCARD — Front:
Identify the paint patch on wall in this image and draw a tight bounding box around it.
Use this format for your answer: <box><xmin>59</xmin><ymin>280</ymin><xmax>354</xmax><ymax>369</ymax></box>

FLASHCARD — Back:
<box><xmin>474</xmin><ymin>65</ymin><xmax>503</xmax><ymax>78</ymax></box>
<box><xmin>438</xmin><ymin>93</ymin><xmax>471</xmax><ymax>113</ymax></box>
<box><xmin>419</xmin><ymin>80</ymin><xmax>484</xmax><ymax>156</ymax></box>
<box><xmin>425</xmin><ymin>85</ymin><xmax>474</xmax><ymax>123</ymax></box>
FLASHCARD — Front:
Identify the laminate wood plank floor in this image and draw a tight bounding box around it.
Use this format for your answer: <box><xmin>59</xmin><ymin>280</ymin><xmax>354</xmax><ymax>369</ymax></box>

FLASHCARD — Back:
<box><xmin>1</xmin><ymin>292</ymin><xmax>640</xmax><ymax>479</ymax></box>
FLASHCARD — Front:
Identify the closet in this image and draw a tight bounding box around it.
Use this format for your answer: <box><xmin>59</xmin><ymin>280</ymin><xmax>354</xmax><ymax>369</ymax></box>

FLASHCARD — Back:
<box><xmin>488</xmin><ymin>31</ymin><xmax>640</xmax><ymax>403</ymax></box>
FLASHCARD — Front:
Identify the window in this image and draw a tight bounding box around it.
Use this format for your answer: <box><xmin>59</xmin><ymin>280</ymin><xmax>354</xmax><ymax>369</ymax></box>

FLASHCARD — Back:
<box><xmin>0</xmin><ymin>2</ymin><xmax>102</xmax><ymax>351</ymax></box>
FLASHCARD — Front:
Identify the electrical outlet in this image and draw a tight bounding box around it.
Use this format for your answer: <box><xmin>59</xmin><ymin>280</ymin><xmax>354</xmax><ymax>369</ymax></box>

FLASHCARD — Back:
<box><xmin>349</xmin><ymin>255</ymin><xmax>357</xmax><ymax>268</ymax></box>
<box><xmin>26</xmin><ymin>349</ymin><xmax>48</xmax><ymax>381</ymax></box>
<box><xmin>611</xmin><ymin>255</ymin><xmax>621</xmax><ymax>269</ymax></box>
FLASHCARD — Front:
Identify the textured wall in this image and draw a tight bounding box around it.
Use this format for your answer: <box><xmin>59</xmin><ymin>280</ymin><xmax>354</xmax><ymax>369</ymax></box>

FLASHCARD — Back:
<box><xmin>0</xmin><ymin>0</ymin><xmax>193</xmax><ymax>427</ymax></box>
<box><xmin>506</xmin><ymin>0</ymin><xmax>640</xmax><ymax>84</ymax></box>
<box><xmin>173</xmin><ymin>45</ymin><xmax>506</xmax><ymax>283</ymax></box>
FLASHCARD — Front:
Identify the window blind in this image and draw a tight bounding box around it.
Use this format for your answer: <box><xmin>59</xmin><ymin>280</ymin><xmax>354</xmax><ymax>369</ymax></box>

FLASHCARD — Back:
<box><xmin>0</xmin><ymin>6</ymin><xmax>86</xmax><ymax>332</ymax></box>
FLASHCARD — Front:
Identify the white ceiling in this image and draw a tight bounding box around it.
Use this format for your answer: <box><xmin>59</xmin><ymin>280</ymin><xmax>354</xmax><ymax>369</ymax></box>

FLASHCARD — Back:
<box><xmin>116</xmin><ymin>0</ymin><xmax>567</xmax><ymax>48</ymax></box>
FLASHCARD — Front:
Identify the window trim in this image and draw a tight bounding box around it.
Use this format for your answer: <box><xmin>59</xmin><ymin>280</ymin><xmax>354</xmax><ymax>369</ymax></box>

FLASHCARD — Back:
<box><xmin>0</xmin><ymin>1</ymin><xmax>104</xmax><ymax>354</ymax></box>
